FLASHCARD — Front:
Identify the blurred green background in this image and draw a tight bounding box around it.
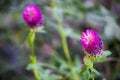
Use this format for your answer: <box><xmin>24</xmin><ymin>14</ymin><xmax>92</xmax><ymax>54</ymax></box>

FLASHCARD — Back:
<box><xmin>0</xmin><ymin>0</ymin><xmax>120</xmax><ymax>80</ymax></box>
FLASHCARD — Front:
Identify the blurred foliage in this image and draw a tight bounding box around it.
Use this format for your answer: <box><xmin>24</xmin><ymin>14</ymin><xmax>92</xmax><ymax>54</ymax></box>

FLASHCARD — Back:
<box><xmin>0</xmin><ymin>0</ymin><xmax>120</xmax><ymax>80</ymax></box>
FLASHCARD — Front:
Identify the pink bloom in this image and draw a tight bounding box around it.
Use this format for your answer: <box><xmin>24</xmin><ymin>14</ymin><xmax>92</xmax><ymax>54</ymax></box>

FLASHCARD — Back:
<box><xmin>80</xmin><ymin>29</ymin><xmax>104</xmax><ymax>57</ymax></box>
<box><xmin>22</xmin><ymin>5</ymin><xmax>44</xmax><ymax>28</ymax></box>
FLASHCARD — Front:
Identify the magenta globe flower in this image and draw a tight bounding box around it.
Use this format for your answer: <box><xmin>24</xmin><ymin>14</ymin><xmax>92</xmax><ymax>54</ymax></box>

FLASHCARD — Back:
<box><xmin>80</xmin><ymin>29</ymin><xmax>104</xmax><ymax>57</ymax></box>
<box><xmin>22</xmin><ymin>5</ymin><xmax>44</xmax><ymax>28</ymax></box>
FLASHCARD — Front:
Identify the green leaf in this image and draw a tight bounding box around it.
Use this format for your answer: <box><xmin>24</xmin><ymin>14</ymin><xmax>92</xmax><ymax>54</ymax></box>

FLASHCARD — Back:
<box><xmin>39</xmin><ymin>68</ymin><xmax>45</xmax><ymax>74</ymax></box>
<box><xmin>91</xmin><ymin>68</ymin><xmax>100</xmax><ymax>75</ymax></box>
<box><xmin>27</xmin><ymin>63</ymin><xmax>45</xmax><ymax>73</ymax></box>
<box><xmin>38</xmin><ymin>63</ymin><xmax>58</xmax><ymax>71</ymax></box>
<box><xmin>73</xmin><ymin>55</ymin><xmax>82</xmax><ymax>72</ymax></box>
<box><xmin>95</xmin><ymin>57</ymin><xmax>106</xmax><ymax>62</ymax></box>
<box><xmin>27</xmin><ymin>63</ymin><xmax>45</xmax><ymax>78</ymax></box>
<box><xmin>36</xmin><ymin>26</ymin><xmax>46</xmax><ymax>33</ymax></box>
<box><xmin>44</xmin><ymin>74</ymin><xmax>62</xmax><ymax>80</ymax></box>
<box><xmin>74</xmin><ymin>55</ymin><xmax>81</xmax><ymax>67</ymax></box>
<box><xmin>37</xmin><ymin>67</ymin><xmax>45</xmax><ymax>76</ymax></box>
<box><xmin>26</xmin><ymin>63</ymin><xmax>34</xmax><ymax>70</ymax></box>
<box><xmin>80</xmin><ymin>66</ymin><xmax>87</xmax><ymax>75</ymax></box>
<box><xmin>102</xmin><ymin>51</ymin><xmax>112</xmax><ymax>57</ymax></box>
<box><xmin>83</xmin><ymin>69</ymin><xmax>90</xmax><ymax>80</ymax></box>
<box><xmin>52</xmin><ymin>55</ymin><xmax>68</xmax><ymax>67</ymax></box>
<box><xmin>34</xmin><ymin>63</ymin><xmax>63</xmax><ymax>80</ymax></box>
<box><xmin>95</xmin><ymin>51</ymin><xmax>112</xmax><ymax>62</ymax></box>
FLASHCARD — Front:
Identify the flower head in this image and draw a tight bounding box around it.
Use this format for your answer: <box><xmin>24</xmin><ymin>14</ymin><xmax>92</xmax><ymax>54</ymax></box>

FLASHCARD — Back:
<box><xmin>22</xmin><ymin>5</ymin><xmax>44</xmax><ymax>28</ymax></box>
<box><xmin>80</xmin><ymin>29</ymin><xmax>104</xmax><ymax>57</ymax></box>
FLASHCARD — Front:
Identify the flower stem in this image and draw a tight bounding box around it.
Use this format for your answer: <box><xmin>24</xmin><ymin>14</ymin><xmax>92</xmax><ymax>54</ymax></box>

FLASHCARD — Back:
<box><xmin>30</xmin><ymin>56</ymin><xmax>41</xmax><ymax>80</ymax></box>
<box><xmin>58</xmin><ymin>20</ymin><xmax>80</xmax><ymax>80</ymax></box>
<box><xmin>58</xmin><ymin>21</ymin><xmax>72</xmax><ymax>64</ymax></box>
<box><xmin>28</xmin><ymin>29</ymin><xmax>41</xmax><ymax>80</ymax></box>
<box><xmin>91</xmin><ymin>69</ymin><xmax>94</xmax><ymax>80</ymax></box>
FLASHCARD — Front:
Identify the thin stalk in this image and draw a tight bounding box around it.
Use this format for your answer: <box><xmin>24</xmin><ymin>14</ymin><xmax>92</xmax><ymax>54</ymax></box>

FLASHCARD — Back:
<box><xmin>30</xmin><ymin>56</ymin><xmax>41</xmax><ymax>80</ymax></box>
<box><xmin>28</xmin><ymin>29</ymin><xmax>41</xmax><ymax>80</ymax></box>
<box><xmin>58</xmin><ymin>20</ymin><xmax>80</xmax><ymax>80</ymax></box>
<box><xmin>31</xmin><ymin>38</ymin><xmax>35</xmax><ymax>56</ymax></box>
<box><xmin>91</xmin><ymin>69</ymin><xmax>94</xmax><ymax>80</ymax></box>
<box><xmin>58</xmin><ymin>22</ymin><xmax>72</xmax><ymax>63</ymax></box>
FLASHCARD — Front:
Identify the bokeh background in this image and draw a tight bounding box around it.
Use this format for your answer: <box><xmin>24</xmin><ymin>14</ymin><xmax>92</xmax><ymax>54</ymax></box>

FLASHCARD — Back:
<box><xmin>0</xmin><ymin>0</ymin><xmax>120</xmax><ymax>80</ymax></box>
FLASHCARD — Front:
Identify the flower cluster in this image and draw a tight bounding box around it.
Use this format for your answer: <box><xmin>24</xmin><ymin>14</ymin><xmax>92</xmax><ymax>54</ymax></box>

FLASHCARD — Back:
<box><xmin>22</xmin><ymin>5</ymin><xmax>44</xmax><ymax>28</ymax></box>
<box><xmin>80</xmin><ymin>30</ymin><xmax>104</xmax><ymax>57</ymax></box>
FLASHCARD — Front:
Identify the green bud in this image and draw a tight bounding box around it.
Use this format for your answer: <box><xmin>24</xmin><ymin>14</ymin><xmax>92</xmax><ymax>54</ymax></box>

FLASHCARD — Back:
<box><xmin>83</xmin><ymin>55</ymin><xmax>95</xmax><ymax>68</ymax></box>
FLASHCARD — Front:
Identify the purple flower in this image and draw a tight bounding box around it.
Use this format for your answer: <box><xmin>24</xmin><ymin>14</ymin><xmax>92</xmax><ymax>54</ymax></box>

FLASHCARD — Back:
<box><xmin>22</xmin><ymin>5</ymin><xmax>44</xmax><ymax>28</ymax></box>
<box><xmin>80</xmin><ymin>29</ymin><xmax>104</xmax><ymax>57</ymax></box>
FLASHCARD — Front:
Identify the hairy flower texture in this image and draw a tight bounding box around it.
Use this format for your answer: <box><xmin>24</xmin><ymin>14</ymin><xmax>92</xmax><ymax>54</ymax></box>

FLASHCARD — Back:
<box><xmin>22</xmin><ymin>5</ymin><xmax>44</xmax><ymax>28</ymax></box>
<box><xmin>81</xmin><ymin>30</ymin><xmax>104</xmax><ymax>57</ymax></box>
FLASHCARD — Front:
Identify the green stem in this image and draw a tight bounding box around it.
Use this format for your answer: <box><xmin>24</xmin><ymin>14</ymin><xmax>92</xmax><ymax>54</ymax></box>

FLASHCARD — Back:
<box><xmin>58</xmin><ymin>21</ymin><xmax>72</xmax><ymax>63</ymax></box>
<box><xmin>30</xmin><ymin>56</ymin><xmax>41</xmax><ymax>80</ymax></box>
<box><xmin>91</xmin><ymin>69</ymin><xmax>94</xmax><ymax>80</ymax></box>
<box><xmin>28</xmin><ymin>29</ymin><xmax>41</xmax><ymax>80</ymax></box>
<box><xmin>58</xmin><ymin>20</ymin><xmax>80</xmax><ymax>80</ymax></box>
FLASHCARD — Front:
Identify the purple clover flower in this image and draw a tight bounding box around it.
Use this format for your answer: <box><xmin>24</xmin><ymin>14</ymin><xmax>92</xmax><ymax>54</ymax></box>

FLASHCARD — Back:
<box><xmin>22</xmin><ymin>5</ymin><xmax>44</xmax><ymax>28</ymax></box>
<box><xmin>80</xmin><ymin>29</ymin><xmax>104</xmax><ymax>57</ymax></box>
